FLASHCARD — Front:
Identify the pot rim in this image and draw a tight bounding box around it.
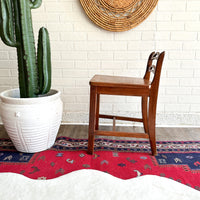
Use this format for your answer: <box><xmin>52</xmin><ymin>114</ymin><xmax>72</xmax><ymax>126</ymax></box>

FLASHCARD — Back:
<box><xmin>0</xmin><ymin>88</ymin><xmax>61</xmax><ymax>105</ymax></box>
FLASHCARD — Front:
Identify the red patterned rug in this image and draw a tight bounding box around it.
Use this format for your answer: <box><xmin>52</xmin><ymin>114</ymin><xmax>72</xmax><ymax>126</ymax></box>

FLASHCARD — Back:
<box><xmin>0</xmin><ymin>137</ymin><xmax>200</xmax><ymax>190</ymax></box>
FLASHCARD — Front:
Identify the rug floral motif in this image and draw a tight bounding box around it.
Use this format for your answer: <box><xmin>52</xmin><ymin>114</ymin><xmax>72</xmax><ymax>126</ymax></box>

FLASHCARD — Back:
<box><xmin>0</xmin><ymin>137</ymin><xmax>200</xmax><ymax>190</ymax></box>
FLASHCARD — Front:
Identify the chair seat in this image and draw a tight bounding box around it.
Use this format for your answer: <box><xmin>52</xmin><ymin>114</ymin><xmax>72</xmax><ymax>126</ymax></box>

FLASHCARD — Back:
<box><xmin>90</xmin><ymin>75</ymin><xmax>151</xmax><ymax>89</ymax></box>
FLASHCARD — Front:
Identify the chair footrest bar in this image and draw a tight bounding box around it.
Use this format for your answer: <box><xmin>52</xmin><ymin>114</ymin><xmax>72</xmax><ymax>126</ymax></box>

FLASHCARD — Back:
<box><xmin>94</xmin><ymin>130</ymin><xmax>149</xmax><ymax>139</ymax></box>
<box><xmin>99</xmin><ymin>114</ymin><xmax>143</xmax><ymax>122</ymax></box>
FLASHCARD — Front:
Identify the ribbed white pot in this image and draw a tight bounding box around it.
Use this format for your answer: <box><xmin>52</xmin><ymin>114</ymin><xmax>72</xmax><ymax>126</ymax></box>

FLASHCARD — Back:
<box><xmin>0</xmin><ymin>89</ymin><xmax>63</xmax><ymax>153</ymax></box>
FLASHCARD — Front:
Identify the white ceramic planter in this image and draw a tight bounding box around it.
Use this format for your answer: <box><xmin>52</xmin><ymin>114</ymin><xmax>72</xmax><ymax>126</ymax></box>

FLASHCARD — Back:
<box><xmin>0</xmin><ymin>89</ymin><xmax>63</xmax><ymax>153</ymax></box>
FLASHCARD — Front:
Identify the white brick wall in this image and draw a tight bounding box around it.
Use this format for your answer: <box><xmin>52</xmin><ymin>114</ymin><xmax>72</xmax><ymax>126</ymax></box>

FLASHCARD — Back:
<box><xmin>0</xmin><ymin>0</ymin><xmax>200</xmax><ymax>126</ymax></box>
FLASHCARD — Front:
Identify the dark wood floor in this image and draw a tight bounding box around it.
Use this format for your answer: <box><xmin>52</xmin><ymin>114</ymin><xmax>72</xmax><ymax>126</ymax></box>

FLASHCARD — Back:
<box><xmin>1</xmin><ymin>125</ymin><xmax>198</xmax><ymax>141</ymax></box>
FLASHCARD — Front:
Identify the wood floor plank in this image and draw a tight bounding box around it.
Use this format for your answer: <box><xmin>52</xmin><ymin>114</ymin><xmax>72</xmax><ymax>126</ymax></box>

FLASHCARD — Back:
<box><xmin>0</xmin><ymin>125</ymin><xmax>199</xmax><ymax>141</ymax></box>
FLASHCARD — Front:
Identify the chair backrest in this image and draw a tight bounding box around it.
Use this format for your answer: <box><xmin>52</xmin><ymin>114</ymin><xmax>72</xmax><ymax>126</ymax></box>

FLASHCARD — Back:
<box><xmin>143</xmin><ymin>51</ymin><xmax>165</xmax><ymax>90</ymax></box>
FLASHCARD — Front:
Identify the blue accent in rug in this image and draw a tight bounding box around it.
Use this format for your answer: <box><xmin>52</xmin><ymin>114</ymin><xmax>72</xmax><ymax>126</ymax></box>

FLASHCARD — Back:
<box><xmin>0</xmin><ymin>151</ymin><xmax>34</xmax><ymax>163</ymax></box>
<box><xmin>155</xmin><ymin>153</ymin><xmax>200</xmax><ymax>170</ymax></box>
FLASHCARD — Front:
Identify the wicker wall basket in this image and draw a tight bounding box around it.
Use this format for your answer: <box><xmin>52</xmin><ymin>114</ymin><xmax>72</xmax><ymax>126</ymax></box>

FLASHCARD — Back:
<box><xmin>80</xmin><ymin>0</ymin><xmax>159</xmax><ymax>32</ymax></box>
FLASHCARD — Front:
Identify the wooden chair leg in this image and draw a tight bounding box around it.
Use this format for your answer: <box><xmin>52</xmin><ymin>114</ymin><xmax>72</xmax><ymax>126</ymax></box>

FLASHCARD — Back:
<box><xmin>148</xmin><ymin>97</ymin><xmax>157</xmax><ymax>156</ymax></box>
<box><xmin>95</xmin><ymin>94</ymin><xmax>100</xmax><ymax>130</ymax></box>
<box><xmin>88</xmin><ymin>86</ymin><xmax>97</xmax><ymax>155</ymax></box>
<box><xmin>142</xmin><ymin>97</ymin><xmax>148</xmax><ymax>133</ymax></box>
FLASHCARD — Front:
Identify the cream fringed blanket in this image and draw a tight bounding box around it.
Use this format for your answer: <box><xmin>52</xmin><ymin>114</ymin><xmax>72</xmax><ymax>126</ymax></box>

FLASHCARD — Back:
<box><xmin>0</xmin><ymin>169</ymin><xmax>199</xmax><ymax>200</ymax></box>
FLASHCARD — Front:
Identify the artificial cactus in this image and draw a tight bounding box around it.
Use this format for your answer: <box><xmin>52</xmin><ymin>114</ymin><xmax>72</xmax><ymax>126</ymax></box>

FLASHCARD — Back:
<box><xmin>0</xmin><ymin>0</ymin><xmax>51</xmax><ymax>98</ymax></box>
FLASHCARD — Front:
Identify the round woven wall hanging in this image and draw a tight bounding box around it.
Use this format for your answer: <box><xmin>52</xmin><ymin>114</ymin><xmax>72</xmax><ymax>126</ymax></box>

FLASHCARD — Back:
<box><xmin>80</xmin><ymin>0</ymin><xmax>159</xmax><ymax>32</ymax></box>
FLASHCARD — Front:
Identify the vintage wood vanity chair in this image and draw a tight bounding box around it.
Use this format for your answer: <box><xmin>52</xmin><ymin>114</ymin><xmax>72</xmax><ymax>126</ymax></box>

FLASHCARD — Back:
<box><xmin>88</xmin><ymin>51</ymin><xmax>165</xmax><ymax>156</ymax></box>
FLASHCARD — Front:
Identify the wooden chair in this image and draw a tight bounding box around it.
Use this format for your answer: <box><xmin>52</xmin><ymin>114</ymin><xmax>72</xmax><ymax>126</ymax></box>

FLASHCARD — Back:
<box><xmin>88</xmin><ymin>51</ymin><xmax>165</xmax><ymax>156</ymax></box>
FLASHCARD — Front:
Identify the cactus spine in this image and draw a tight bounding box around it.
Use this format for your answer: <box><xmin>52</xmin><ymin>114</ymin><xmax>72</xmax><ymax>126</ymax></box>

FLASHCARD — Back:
<box><xmin>0</xmin><ymin>0</ymin><xmax>51</xmax><ymax>98</ymax></box>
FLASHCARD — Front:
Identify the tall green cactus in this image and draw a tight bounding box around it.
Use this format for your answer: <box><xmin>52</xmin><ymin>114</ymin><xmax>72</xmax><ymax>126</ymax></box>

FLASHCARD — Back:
<box><xmin>0</xmin><ymin>0</ymin><xmax>51</xmax><ymax>98</ymax></box>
